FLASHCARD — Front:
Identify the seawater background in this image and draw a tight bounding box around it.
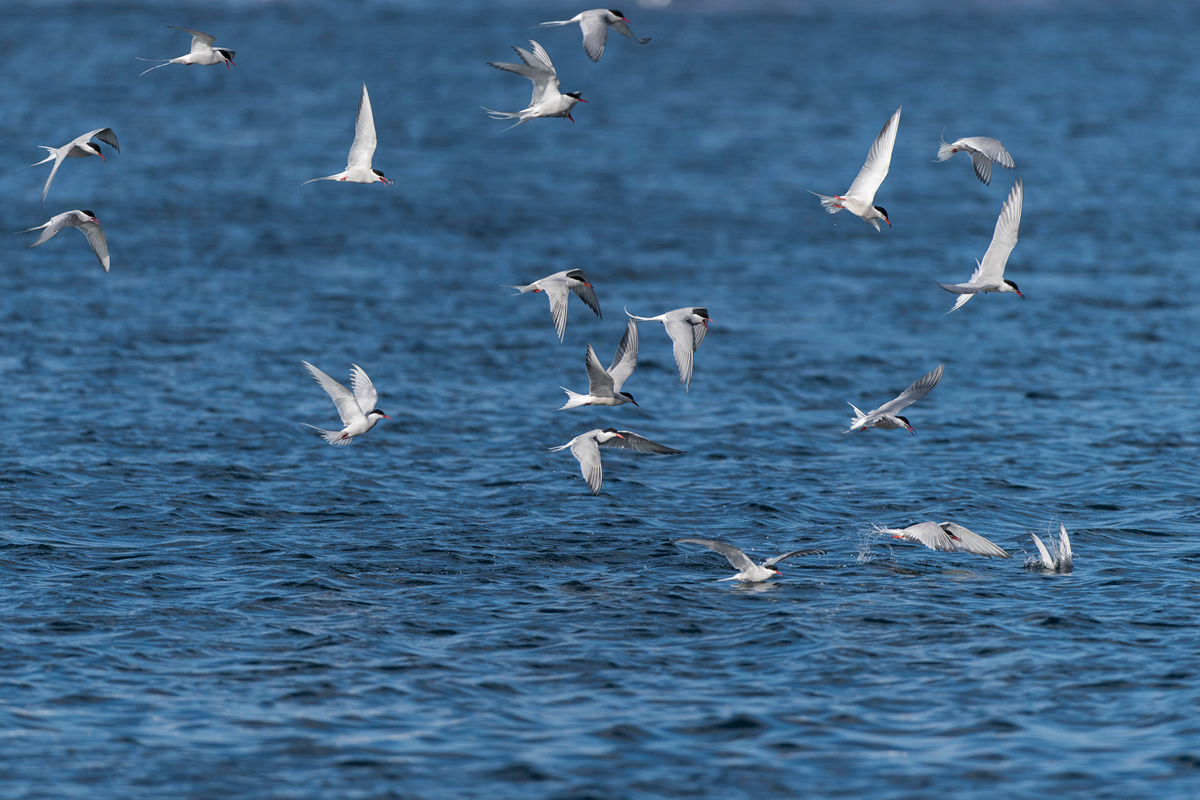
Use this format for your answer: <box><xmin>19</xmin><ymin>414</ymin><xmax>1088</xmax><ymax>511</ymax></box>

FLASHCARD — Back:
<box><xmin>2</xmin><ymin>1</ymin><xmax>1199</xmax><ymax>797</ymax></box>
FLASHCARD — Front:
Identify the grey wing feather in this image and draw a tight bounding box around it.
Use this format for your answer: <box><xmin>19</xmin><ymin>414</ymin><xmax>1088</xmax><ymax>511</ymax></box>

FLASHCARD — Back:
<box><xmin>940</xmin><ymin>522</ymin><xmax>1011</xmax><ymax>559</ymax></box>
<box><xmin>78</xmin><ymin>220</ymin><xmax>110</xmax><ymax>273</ymax></box>
<box><xmin>89</xmin><ymin>128</ymin><xmax>120</xmax><ymax>153</ymax></box>
<box><xmin>545</xmin><ymin>281</ymin><xmax>571</xmax><ymax>342</ymax></box>
<box><xmin>583</xmin><ymin>344</ymin><xmax>614</xmax><ymax>396</ymax></box>
<box><xmin>171</xmin><ymin>27</ymin><xmax>217</xmax><ymax>51</ymax></box>
<box><xmin>610</xmin><ymin>19</ymin><xmax>650</xmax><ymax>44</ymax></box>
<box><xmin>1029</xmin><ymin>533</ymin><xmax>1054</xmax><ymax>568</ymax></box>
<box><xmin>876</xmin><ymin>363</ymin><xmax>944</xmax><ymax>415</ymax></box>
<box><xmin>845</xmin><ymin>107</ymin><xmax>901</xmax><ymax>202</ymax></box>
<box><xmin>676</xmin><ymin>538</ymin><xmax>755</xmax><ymax>571</ymax></box>
<box><xmin>347</xmin><ymin>83</ymin><xmax>377</xmax><ymax>169</ymax></box>
<box><xmin>893</xmin><ymin>522</ymin><xmax>958</xmax><ymax>553</ymax></box>
<box><xmin>579</xmin><ymin>15</ymin><xmax>610</xmax><ymax>61</ymax></box>
<box><xmin>762</xmin><ymin>549</ymin><xmax>827</xmax><ymax>567</ymax></box>
<box><xmin>973</xmin><ymin>178</ymin><xmax>1023</xmax><ymax>285</ymax></box>
<box><xmin>603</xmin><ymin>431</ymin><xmax>684</xmax><ymax>456</ymax></box>
<box><xmin>568</xmin><ymin>435</ymin><xmax>604</xmax><ymax>494</ymax></box>
<box><xmin>303</xmin><ymin>361</ymin><xmax>364</xmax><ymax>426</ymax></box>
<box><xmin>664</xmin><ymin>317</ymin><xmax>698</xmax><ymax>391</ymax></box>
<box><xmin>21</xmin><ymin>218</ymin><xmax>61</xmax><ymax>248</ymax></box>
<box><xmin>569</xmin><ymin>279</ymin><xmax>602</xmax><ymax>320</ymax></box>
<box><xmin>349</xmin><ymin>364</ymin><xmax>379</xmax><ymax>413</ymax></box>
<box><xmin>607</xmin><ymin>319</ymin><xmax>638</xmax><ymax>391</ymax></box>
<box><xmin>1058</xmin><ymin>523</ymin><xmax>1072</xmax><ymax>562</ymax></box>
<box><xmin>970</xmin><ymin>151</ymin><xmax>994</xmax><ymax>186</ymax></box>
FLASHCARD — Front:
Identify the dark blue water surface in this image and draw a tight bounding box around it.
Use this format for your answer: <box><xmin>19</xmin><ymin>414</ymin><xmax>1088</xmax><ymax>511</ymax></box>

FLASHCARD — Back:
<box><xmin>4</xmin><ymin>0</ymin><xmax>1200</xmax><ymax>797</ymax></box>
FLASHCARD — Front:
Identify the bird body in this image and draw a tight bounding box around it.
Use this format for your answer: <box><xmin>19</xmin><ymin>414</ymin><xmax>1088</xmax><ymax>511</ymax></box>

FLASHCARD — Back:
<box><xmin>485</xmin><ymin>40</ymin><xmax>584</xmax><ymax>127</ymax></box>
<box><xmin>301</xmin><ymin>361</ymin><xmax>390</xmax><ymax>446</ymax></box>
<box><xmin>16</xmin><ymin>209</ymin><xmax>110</xmax><ymax>273</ymax></box>
<box><xmin>876</xmin><ymin>521</ymin><xmax>1011</xmax><ymax>558</ymax></box>
<box><xmin>138</xmin><ymin>27</ymin><xmax>235</xmax><ymax>75</ymax></box>
<box><xmin>811</xmin><ymin>107</ymin><xmax>901</xmax><ymax>231</ymax></box>
<box><xmin>550</xmin><ymin>428</ymin><xmax>682</xmax><ymax>494</ymax></box>
<box><xmin>624</xmin><ymin>306</ymin><xmax>710</xmax><ymax>391</ymax></box>
<box><xmin>537</xmin><ymin>9</ymin><xmax>650</xmax><ymax>61</ymax></box>
<box><xmin>677</xmin><ymin>537</ymin><xmax>825</xmax><ymax>582</ymax></box>
<box><xmin>511</xmin><ymin>269</ymin><xmax>601</xmax><ymax>342</ymax></box>
<box><xmin>937</xmin><ymin>135</ymin><xmax>1015</xmax><ymax>185</ymax></box>
<box><xmin>560</xmin><ymin>318</ymin><xmax>639</xmax><ymax>409</ymax></box>
<box><xmin>28</xmin><ymin>128</ymin><xmax>119</xmax><ymax>206</ymax></box>
<box><xmin>302</xmin><ymin>83</ymin><xmax>393</xmax><ymax>186</ymax></box>
<box><xmin>846</xmin><ymin>363</ymin><xmax>943</xmax><ymax>434</ymax></box>
<box><xmin>937</xmin><ymin>178</ymin><xmax>1024</xmax><ymax>312</ymax></box>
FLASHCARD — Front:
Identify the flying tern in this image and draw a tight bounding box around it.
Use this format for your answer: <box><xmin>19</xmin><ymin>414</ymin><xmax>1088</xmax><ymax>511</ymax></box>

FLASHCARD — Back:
<box><xmin>846</xmin><ymin>363</ymin><xmax>943</xmax><ymax>434</ymax></box>
<box><xmin>560</xmin><ymin>318</ymin><xmax>639</xmax><ymax>409</ymax></box>
<box><xmin>550</xmin><ymin>428</ymin><xmax>682</xmax><ymax>495</ymax></box>
<box><xmin>875</xmin><ymin>521</ymin><xmax>1011</xmax><ymax>559</ymax></box>
<box><xmin>624</xmin><ymin>306</ymin><xmax>710</xmax><ymax>392</ymax></box>
<box><xmin>16</xmin><ymin>209</ymin><xmax>110</xmax><ymax>273</ymax></box>
<box><xmin>937</xmin><ymin>178</ymin><xmax>1024</xmax><ymax>313</ymax></box>
<box><xmin>811</xmin><ymin>107</ymin><xmax>901</xmax><ymax>231</ymax></box>
<box><xmin>28</xmin><ymin>127</ymin><xmax>119</xmax><ymax>206</ymax></box>
<box><xmin>138</xmin><ymin>27</ymin><xmax>236</xmax><ymax>76</ymax></box>
<box><xmin>484</xmin><ymin>40</ymin><xmax>585</xmax><ymax>127</ymax></box>
<box><xmin>510</xmin><ymin>269</ymin><xmax>601</xmax><ymax>342</ymax></box>
<box><xmin>936</xmin><ymin>135</ymin><xmax>1015</xmax><ymax>185</ymax></box>
<box><xmin>1029</xmin><ymin>523</ymin><xmax>1073</xmax><ymax>572</ymax></box>
<box><xmin>676</xmin><ymin>537</ymin><xmax>826</xmax><ymax>583</ymax></box>
<box><xmin>301</xmin><ymin>361</ymin><xmax>390</xmax><ymax>446</ymax></box>
<box><xmin>536</xmin><ymin>9</ymin><xmax>650</xmax><ymax>62</ymax></box>
<box><xmin>302</xmin><ymin>83</ymin><xmax>393</xmax><ymax>186</ymax></box>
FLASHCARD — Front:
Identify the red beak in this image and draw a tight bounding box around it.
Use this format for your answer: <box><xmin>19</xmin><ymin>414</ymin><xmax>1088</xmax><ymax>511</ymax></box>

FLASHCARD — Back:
<box><xmin>97</xmin><ymin>153</ymin><xmax>106</xmax><ymax>162</ymax></box>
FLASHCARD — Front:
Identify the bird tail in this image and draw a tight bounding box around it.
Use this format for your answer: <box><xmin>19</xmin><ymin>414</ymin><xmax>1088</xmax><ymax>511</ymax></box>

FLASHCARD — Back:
<box><xmin>936</xmin><ymin>138</ymin><xmax>957</xmax><ymax>162</ymax></box>
<box><xmin>300</xmin><ymin>423</ymin><xmax>353</xmax><ymax>446</ymax></box>
<box><xmin>508</xmin><ymin>283</ymin><xmax>537</xmax><ymax>294</ymax></box>
<box><xmin>535</xmin><ymin>20</ymin><xmax>573</xmax><ymax>27</ymax></box>
<box><xmin>845</xmin><ymin>403</ymin><xmax>868</xmax><ymax>433</ymax></box>
<box><xmin>136</xmin><ymin>59</ymin><xmax>173</xmax><ymax>76</ymax></box>
<box><xmin>558</xmin><ymin>388</ymin><xmax>590</xmax><ymax>410</ymax></box>
<box><xmin>482</xmin><ymin>108</ymin><xmax>527</xmax><ymax>129</ymax></box>
<box><xmin>808</xmin><ymin>190</ymin><xmax>843</xmax><ymax>214</ymax></box>
<box><xmin>25</xmin><ymin>147</ymin><xmax>57</xmax><ymax>168</ymax></box>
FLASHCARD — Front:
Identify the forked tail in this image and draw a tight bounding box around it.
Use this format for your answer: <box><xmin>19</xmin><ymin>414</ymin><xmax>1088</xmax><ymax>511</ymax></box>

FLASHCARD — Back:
<box><xmin>301</xmin><ymin>423</ymin><xmax>353</xmax><ymax>446</ymax></box>
<box><xmin>558</xmin><ymin>388</ymin><xmax>589</xmax><ymax>410</ymax></box>
<box><xmin>808</xmin><ymin>190</ymin><xmax>842</xmax><ymax>214</ymax></box>
<box><xmin>936</xmin><ymin>139</ymin><xmax>957</xmax><ymax>162</ymax></box>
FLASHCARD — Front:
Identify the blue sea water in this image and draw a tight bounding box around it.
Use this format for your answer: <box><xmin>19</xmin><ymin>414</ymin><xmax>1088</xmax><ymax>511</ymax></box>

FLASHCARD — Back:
<box><xmin>3</xmin><ymin>0</ymin><xmax>1200</xmax><ymax>797</ymax></box>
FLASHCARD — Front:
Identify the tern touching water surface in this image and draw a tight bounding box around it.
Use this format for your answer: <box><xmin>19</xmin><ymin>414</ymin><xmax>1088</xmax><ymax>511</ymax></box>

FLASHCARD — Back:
<box><xmin>937</xmin><ymin>178</ymin><xmax>1024</xmax><ymax>313</ymax></box>
<box><xmin>302</xmin><ymin>83</ymin><xmax>393</xmax><ymax>186</ymax></box>
<box><xmin>301</xmin><ymin>361</ymin><xmax>390</xmax><ymax>446</ymax></box>
<box><xmin>846</xmin><ymin>363</ymin><xmax>943</xmax><ymax>434</ymax></box>
<box><xmin>676</xmin><ymin>538</ymin><xmax>826</xmax><ymax>583</ymax></box>
<box><xmin>29</xmin><ymin>127</ymin><xmax>119</xmax><ymax>206</ymax></box>
<box><xmin>1029</xmin><ymin>523</ymin><xmax>1073</xmax><ymax>572</ymax></box>
<box><xmin>511</xmin><ymin>269</ymin><xmax>601</xmax><ymax>342</ymax></box>
<box><xmin>811</xmin><ymin>107</ymin><xmax>901</xmax><ymax>231</ymax></box>
<box><xmin>625</xmin><ymin>306</ymin><xmax>710</xmax><ymax>392</ymax></box>
<box><xmin>937</xmin><ymin>135</ymin><xmax>1015</xmax><ymax>186</ymax></box>
<box><xmin>550</xmin><ymin>428</ymin><xmax>682</xmax><ymax>495</ymax></box>
<box><xmin>137</xmin><ymin>27</ymin><xmax>235</xmax><ymax>76</ymax></box>
<box><xmin>875</xmin><ymin>521</ymin><xmax>1011</xmax><ymax>559</ymax></box>
<box><xmin>484</xmin><ymin>40</ymin><xmax>585</xmax><ymax>127</ymax></box>
<box><xmin>560</xmin><ymin>318</ymin><xmax>639</xmax><ymax>409</ymax></box>
<box><xmin>16</xmin><ymin>209</ymin><xmax>110</xmax><ymax>273</ymax></box>
<box><xmin>536</xmin><ymin>9</ymin><xmax>651</xmax><ymax>62</ymax></box>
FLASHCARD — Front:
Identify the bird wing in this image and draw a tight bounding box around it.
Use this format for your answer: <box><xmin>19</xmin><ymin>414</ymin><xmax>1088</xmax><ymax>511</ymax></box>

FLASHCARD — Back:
<box><xmin>602</xmin><ymin>431</ymin><xmax>684</xmax><ymax>456</ymax></box>
<box><xmin>78</xmin><ymin>218</ymin><xmax>110</xmax><ymax>273</ymax></box>
<box><xmin>610</xmin><ymin>18</ymin><xmax>651</xmax><ymax>45</ymax></box>
<box><xmin>888</xmin><ymin>522</ymin><xmax>958</xmax><ymax>553</ymax></box>
<box><xmin>349</xmin><ymin>364</ymin><xmax>379</xmax><ymax>414</ymax></box>
<box><xmin>86</xmin><ymin>127</ymin><xmax>120</xmax><ymax>153</ymax></box>
<box><xmin>568</xmin><ymin>278</ymin><xmax>601</xmax><ymax>322</ymax></box>
<box><xmin>875</xmin><ymin>363</ymin><xmax>944</xmax><ymax>416</ymax></box>
<box><xmin>1029</xmin><ymin>532</ymin><xmax>1054</xmax><ymax>569</ymax></box>
<box><xmin>961</xmin><ymin>136</ymin><xmax>1015</xmax><ymax>180</ymax></box>
<box><xmin>303</xmin><ymin>361</ymin><xmax>366</xmax><ymax>426</ymax></box>
<box><xmin>583</xmin><ymin>344</ymin><xmax>615</xmax><ymax>397</ymax></box>
<box><xmin>544</xmin><ymin>278</ymin><xmax>572</xmax><ymax>342</ymax></box>
<box><xmin>663</xmin><ymin>314</ymin><xmax>701</xmax><ymax>391</ymax></box>
<box><xmin>347</xmin><ymin>83</ymin><xmax>377</xmax><ymax>170</ymax></box>
<box><xmin>172</xmin><ymin>27</ymin><xmax>217</xmax><ymax>52</ymax></box>
<box><xmin>1058</xmin><ymin>523</ymin><xmax>1073</xmax><ymax>566</ymax></box>
<box><xmin>567</xmin><ymin>433</ymin><xmax>604</xmax><ymax>494</ymax></box>
<box><xmin>491</xmin><ymin>40</ymin><xmax>559</xmax><ymax>105</ymax></box>
<box><xmin>676</xmin><ymin>538</ymin><xmax>755</xmax><ymax>572</ymax></box>
<box><xmin>607</xmin><ymin>318</ymin><xmax>638</xmax><ymax>392</ymax></box>
<box><xmin>579</xmin><ymin>12</ymin><xmax>611</xmax><ymax>61</ymax></box>
<box><xmin>762</xmin><ymin>548</ymin><xmax>827</xmax><ymax>567</ymax></box>
<box><xmin>845</xmin><ymin>107</ymin><xmax>901</xmax><ymax>203</ymax></box>
<box><xmin>972</xmin><ymin>178</ymin><xmax>1023</xmax><ymax>286</ymax></box>
<box><xmin>20</xmin><ymin>215</ymin><xmax>63</xmax><ymax>248</ymax></box>
<box><xmin>939</xmin><ymin>522</ymin><xmax>1011</xmax><ymax>558</ymax></box>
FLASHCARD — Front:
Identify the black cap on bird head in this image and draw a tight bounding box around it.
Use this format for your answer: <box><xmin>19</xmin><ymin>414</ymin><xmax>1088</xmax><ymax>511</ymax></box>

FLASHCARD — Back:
<box><xmin>693</xmin><ymin>308</ymin><xmax>710</xmax><ymax>319</ymax></box>
<box><xmin>81</xmin><ymin>209</ymin><xmax>96</xmax><ymax>218</ymax></box>
<box><xmin>896</xmin><ymin>415</ymin><xmax>915</xmax><ymax>435</ymax></box>
<box><xmin>1004</xmin><ymin>279</ymin><xmax>1024</xmax><ymax>298</ymax></box>
<box><xmin>609</xmin><ymin>9</ymin><xmax>626</xmax><ymax>18</ymax></box>
<box><xmin>874</xmin><ymin>205</ymin><xmax>891</xmax><ymax>226</ymax></box>
<box><xmin>566</xmin><ymin>91</ymin><xmax>584</xmax><ymax>100</ymax></box>
<box><xmin>620</xmin><ymin>392</ymin><xmax>639</xmax><ymax>407</ymax></box>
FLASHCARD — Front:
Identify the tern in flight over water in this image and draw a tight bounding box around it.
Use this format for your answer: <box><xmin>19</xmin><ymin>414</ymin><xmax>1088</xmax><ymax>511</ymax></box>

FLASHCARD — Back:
<box><xmin>937</xmin><ymin>135</ymin><xmax>1015</xmax><ymax>186</ymax></box>
<box><xmin>624</xmin><ymin>306</ymin><xmax>710</xmax><ymax>392</ymax></box>
<box><xmin>937</xmin><ymin>178</ymin><xmax>1024</xmax><ymax>313</ymax></box>
<box><xmin>811</xmin><ymin>107</ymin><xmax>901</xmax><ymax>231</ymax></box>
<box><xmin>676</xmin><ymin>537</ymin><xmax>826</xmax><ymax>583</ymax></box>
<box><xmin>560</xmin><ymin>318</ymin><xmax>639</xmax><ymax>409</ymax></box>
<box><xmin>301</xmin><ymin>361</ymin><xmax>390</xmax><ymax>446</ymax></box>
<box><xmin>302</xmin><ymin>84</ymin><xmax>393</xmax><ymax>186</ymax></box>
<box><xmin>484</xmin><ymin>40</ymin><xmax>585</xmax><ymax>127</ymax></box>
<box><xmin>875</xmin><ymin>521</ymin><xmax>1011</xmax><ymax>559</ymax></box>
<box><xmin>16</xmin><ymin>209</ymin><xmax>110</xmax><ymax>273</ymax></box>
<box><xmin>28</xmin><ymin>127</ymin><xmax>119</xmax><ymax>206</ymax></box>
<box><xmin>1029</xmin><ymin>523</ymin><xmax>1073</xmax><ymax>573</ymax></box>
<box><xmin>550</xmin><ymin>428</ymin><xmax>682</xmax><ymax>495</ymax></box>
<box><xmin>510</xmin><ymin>269</ymin><xmax>601</xmax><ymax>342</ymax></box>
<box><xmin>536</xmin><ymin>9</ymin><xmax>650</xmax><ymax>62</ymax></box>
<box><xmin>138</xmin><ymin>27</ymin><xmax>235</xmax><ymax>75</ymax></box>
<box><xmin>846</xmin><ymin>363</ymin><xmax>943</xmax><ymax>435</ymax></box>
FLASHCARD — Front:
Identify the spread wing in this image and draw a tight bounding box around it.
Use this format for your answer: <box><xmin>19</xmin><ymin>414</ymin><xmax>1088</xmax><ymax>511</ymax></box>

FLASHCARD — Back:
<box><xmin>583</xmin><ymin>344</ymin><xmax>614</xmax><ymax>397</ymax></box>
<box><xmin>607</xmin><ymin>318</ymin><xmax>638</xmax><ymax>392</ymax></box>
<box><xmin>884</xmin><ymin>522</ymin><xmax>958</xmax><ymax>553</ymax></box>
<box><xmin>568</xmin><ymin>278</ymin><xmax>602</xmax><ymax>320</ymax></box>
<box><xmin>1029</xmin><ymin>533</ymin><xmax>1054</xmax><ymax>569</ymax></box>
<box><xmin>874</xmin><ymin>363</ymin><xmax>944</xmax><ymax>416</ymax></box>
<box><xmin>21</xmin><ymin>215</ymin><xmax>63</xmax><ymax>248</ymax></box>
<box><xmin>939</xmin><ymin>522</ymin><xmax>1011</xmax><ymax>559</ymax></box>
<box><xmin>303</xmin><ymin>361</ymin><xmax>365</xmax><ymax>426</ymax></box>
<box><xmin>845</xmin><ymin>107</ymin><xmax>901</xmax><ymax>203</ymax></box>
<box><xmin>602</xmin><ymin>431</ymin><xmax>683</xmax><ymax>456</ymax></box>
<box><xmin>676</xmin><ymin>538</ymin><xmax>754</xmax><ymax>572</ymax></box>
<box><xmin>971</xmin><ymin>178</ymin><xmax>1022</xmax><ymax>286</ymax></box>
<box><xmin>567</xmin><ymin>434</ymin><xmax>604</xmax><ymax>494</ymax></box>
<box><xmin>349</xmin><ymin>363</ymin><xmax>379</xmax><ymax>414</ymax></box>
<box><xmin>78</xmin><ymin>218</ymin><xmax>110</xmax><ymax>273</ymax></box>
<box><xmin>610</xmin><ymin>19</ymin><xmax>650</xmax><ymax>45</ymax></box>
<box><xmin>1058</xmin><ymin>523</ymin><xmax>1073</xmax><ymax>564</ymax></box>
<box><xmin>86</xmin><ymin>127</ymin><xmax>120</xmax><ymax>153</ymax></box>
<box><xmin>962</xmin><ymin>136</ymin><xmax>1015</xmax><ymax>184</ymax></box>
<box><xmin>490</xmin><ymin>40</ymin><xmax>559</xmax><ymax>105</ymax></box>
<box><xmin>762</xmin><ymin>549</ymin><xmax>827</xmax><ymax>567</ymax></box>
<box><xmin>171</xmin><ymin>27</ymin><xmax>217</xmax><ymax>53</ymax></box>
<box><xmin>347</xmin><ymin>83</ymin><xmax>377</xmax><ymax>170</ymax></box>
<box><xmin>664</xmin><ymin>313</ymin><xmax>704</xmax><ymax>391</ymax></box>
<box><xmin>544</xmin><ymin>278</ymin><xmax>572</xmax><ymax>342</ymax></box>
<box><xmin>579</xmin><ymin>13</ymin><xmax>611</xmax><ymax>61</ymax></box>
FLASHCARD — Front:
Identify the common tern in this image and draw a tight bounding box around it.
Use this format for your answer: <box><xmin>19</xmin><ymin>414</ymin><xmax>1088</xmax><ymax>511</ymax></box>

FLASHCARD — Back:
<box><xmin>484</xmin><ymin>40</ymin><xmax>585</xmax><ymax>127</ymax></box>
<box><xmin>676</xmin><ymin>537</ymin><xmax>825</xmax><ymax>583</ymax></box>
<box><xmin>1028</xmin><ymin>523</ymin><xmax>1073</xmax><ymax>573</ymax></box>
<box><xmin>137</xmin><ymin>27</ymin><xmax>235</xmax><ymax>76</ymax></box>
<box><xmin>560</xmin><ymin>318</ymin><xmax>639</xmax><ymax>409</ymax></box>
<box><xmin>302</xmin><ymin>83</ymin><xmax>393</xmax><ymax>187</ymax></box>
<box><xmin>510</xmin><ymin>269</ymin><xmax>601</xmax><ymax>342</ymax></box>
<box><xmin>811</xmin><ymin>107</ymin><xmax>901</xmax><ymax>231</ymax></box>
<box><xmin>15</xmin><ymin>209</ymin><xmax>110</xmax><ymax>273</ymax></box>
<box><xmin>301</xmin><ymin>361</ymin><xmax>390</xmax><ymax>446</ymax></box>
<box><xmin>550</xmin><ymin>428</ymin><xmax>682</xmax><ymax>495</ymax></box>
<box><xmin>536</xmin><ymin>9</ymin><xmax>650</xmax><ymax>62</ymax></box>
<box><xmin>28</xmin><ymin>127</ymin><xmax>119</xmax><ymax>206</ymax></box>
<box><xmin>937</xmin><ymin>178</ymin><xmax>1024</xmax><ymax>313</ymax></box>
<box><xmin>624</xmin><ymin>306</ymin><xmax>710</xmax><ymax>392</ymax></box>
<box><xmin>846</xmin><ymin>363</ymin><xmax>943</xmax><ymax>435</ymax></box>
<box><xmin>875</xmin><ymin>521</ymin><xmax>1011</xmax><ymax>559</ymax></box>
<box><xmin>936</xmin><ymin>135</ymin><xmax>1015</xmax><ymax>186</ymax></box>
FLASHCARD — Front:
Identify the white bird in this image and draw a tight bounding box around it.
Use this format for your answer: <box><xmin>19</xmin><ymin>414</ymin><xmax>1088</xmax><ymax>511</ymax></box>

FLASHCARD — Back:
<box><xmin>28</xmin><ymin>127</ymin><xmax>119</xmax><ymax>206</ymax></box>
<box><xmin>846</xmin><ymin>363</ymin><xmax>943</xmax><ymax>435</ymax></box>
<box><xmin>301</xmin><ymin>361</ymin><xmax>390</xmax><ymax>446</ymax></box>
<box><xmin>624</xmin><ymin>306</ymin><xmax>711</xmax><ymax>392</ymax></box>
<box><xmin>676</xmin><ymin>537</ymin><xmax>826</xmax><ymax>583</ymax></box>
<box><xmin>937</xmin><ymin>178</ymin><xmax>1024</xmax><ymax>313</ymax></box>
<box><xmin>302</xmin><ymin>83</ymin><xmax>393</xmax><ymax>187</ymax></box>
<box><xmin>484</xmin><ymin>40</ymin><xmax>586</xmax><ymax>127</ymax></box>
<box><xmin>510</xmin><ymin>269</ymin><xmax>601</xmax><ymax>342</ymax></box>
<box><xmin>15</xmin><ymin>209</ymin><xmax>111</xmax><ymax>273</ymax></box>
<box><xmin>937</xmin><ymin>135</ymin><xmax>1015</xmax><ymax>185</ymax></box>
<box><xmin>560</xmin><ymin>318</ymin><xmax>639</xmax><ymax>409</ymax></box>
<box><xmin>811</xmin><ymin>107</ymin><xmax>901</xmax><ymax>231</ymax></box>
<box><xmin>1029</xmin><ymin>523</ymin><xmax>1073</xmax><ymax>572</ymax></box>
<box><xmin>875</xmin><ymin>521</ymin><xmax>1011</xmax><ymax>559</ymax></box>
<box><xmin>550</xmin><ymin>428</ymin><xmax>682</xmax><ymax>495</ymax></box>
<box><xmin>536</xmin><ymin>8</ymin><xmax>651</xmax><ymax>62</ymax></box>
<box><xmin>137</xmin><ymin>27</ymin><xmax>236</xmax><ymax>76</ymax></box>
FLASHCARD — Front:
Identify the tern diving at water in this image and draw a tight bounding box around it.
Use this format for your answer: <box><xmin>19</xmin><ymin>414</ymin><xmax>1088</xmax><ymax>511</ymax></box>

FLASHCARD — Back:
<box><xmin>811</xmin><ymin>107</ymin><xmax>901</xmax><ymax>231</ymax></box>
<box><xmin>550</xmin><ymin>428</ymin><xmax>682</xmax><ymax>495</ymax></box>
<box><xmin>301</xmin><ymin>361</ymin><xmax>390</xmax><ymax>446</ymax></box>
<box><xmin>676</xmin><ymin>537</ymin><xmax>826</xmax><ymax>583</ymax></box>
<box><xmin>937</xmin><ymin>178</ymin><xmax>1024</xmax><ymax>313</ymax></box>
<box><xmin>536</xmin><ymin>9</ymin><xmax>651</xmax><ymax>62</ymax></box>
<box><xmin>875</xmin><ymin>521</ymin><xmax>1011</xmax><ymax>559</ymax></box>
<box><xmin>559</xmin><ymin>318</ymin><xmax>639</xmax><ymax>409</ymax></box>
<box><xmin>1028</xmin><ymin>523</ymin><xmax>1073</xmax><ymax>573</ymax></box>
<box><xmin>846</xmin><ymin>363</ymin><xmax>943</xmax><ymax>435</ymax></box>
